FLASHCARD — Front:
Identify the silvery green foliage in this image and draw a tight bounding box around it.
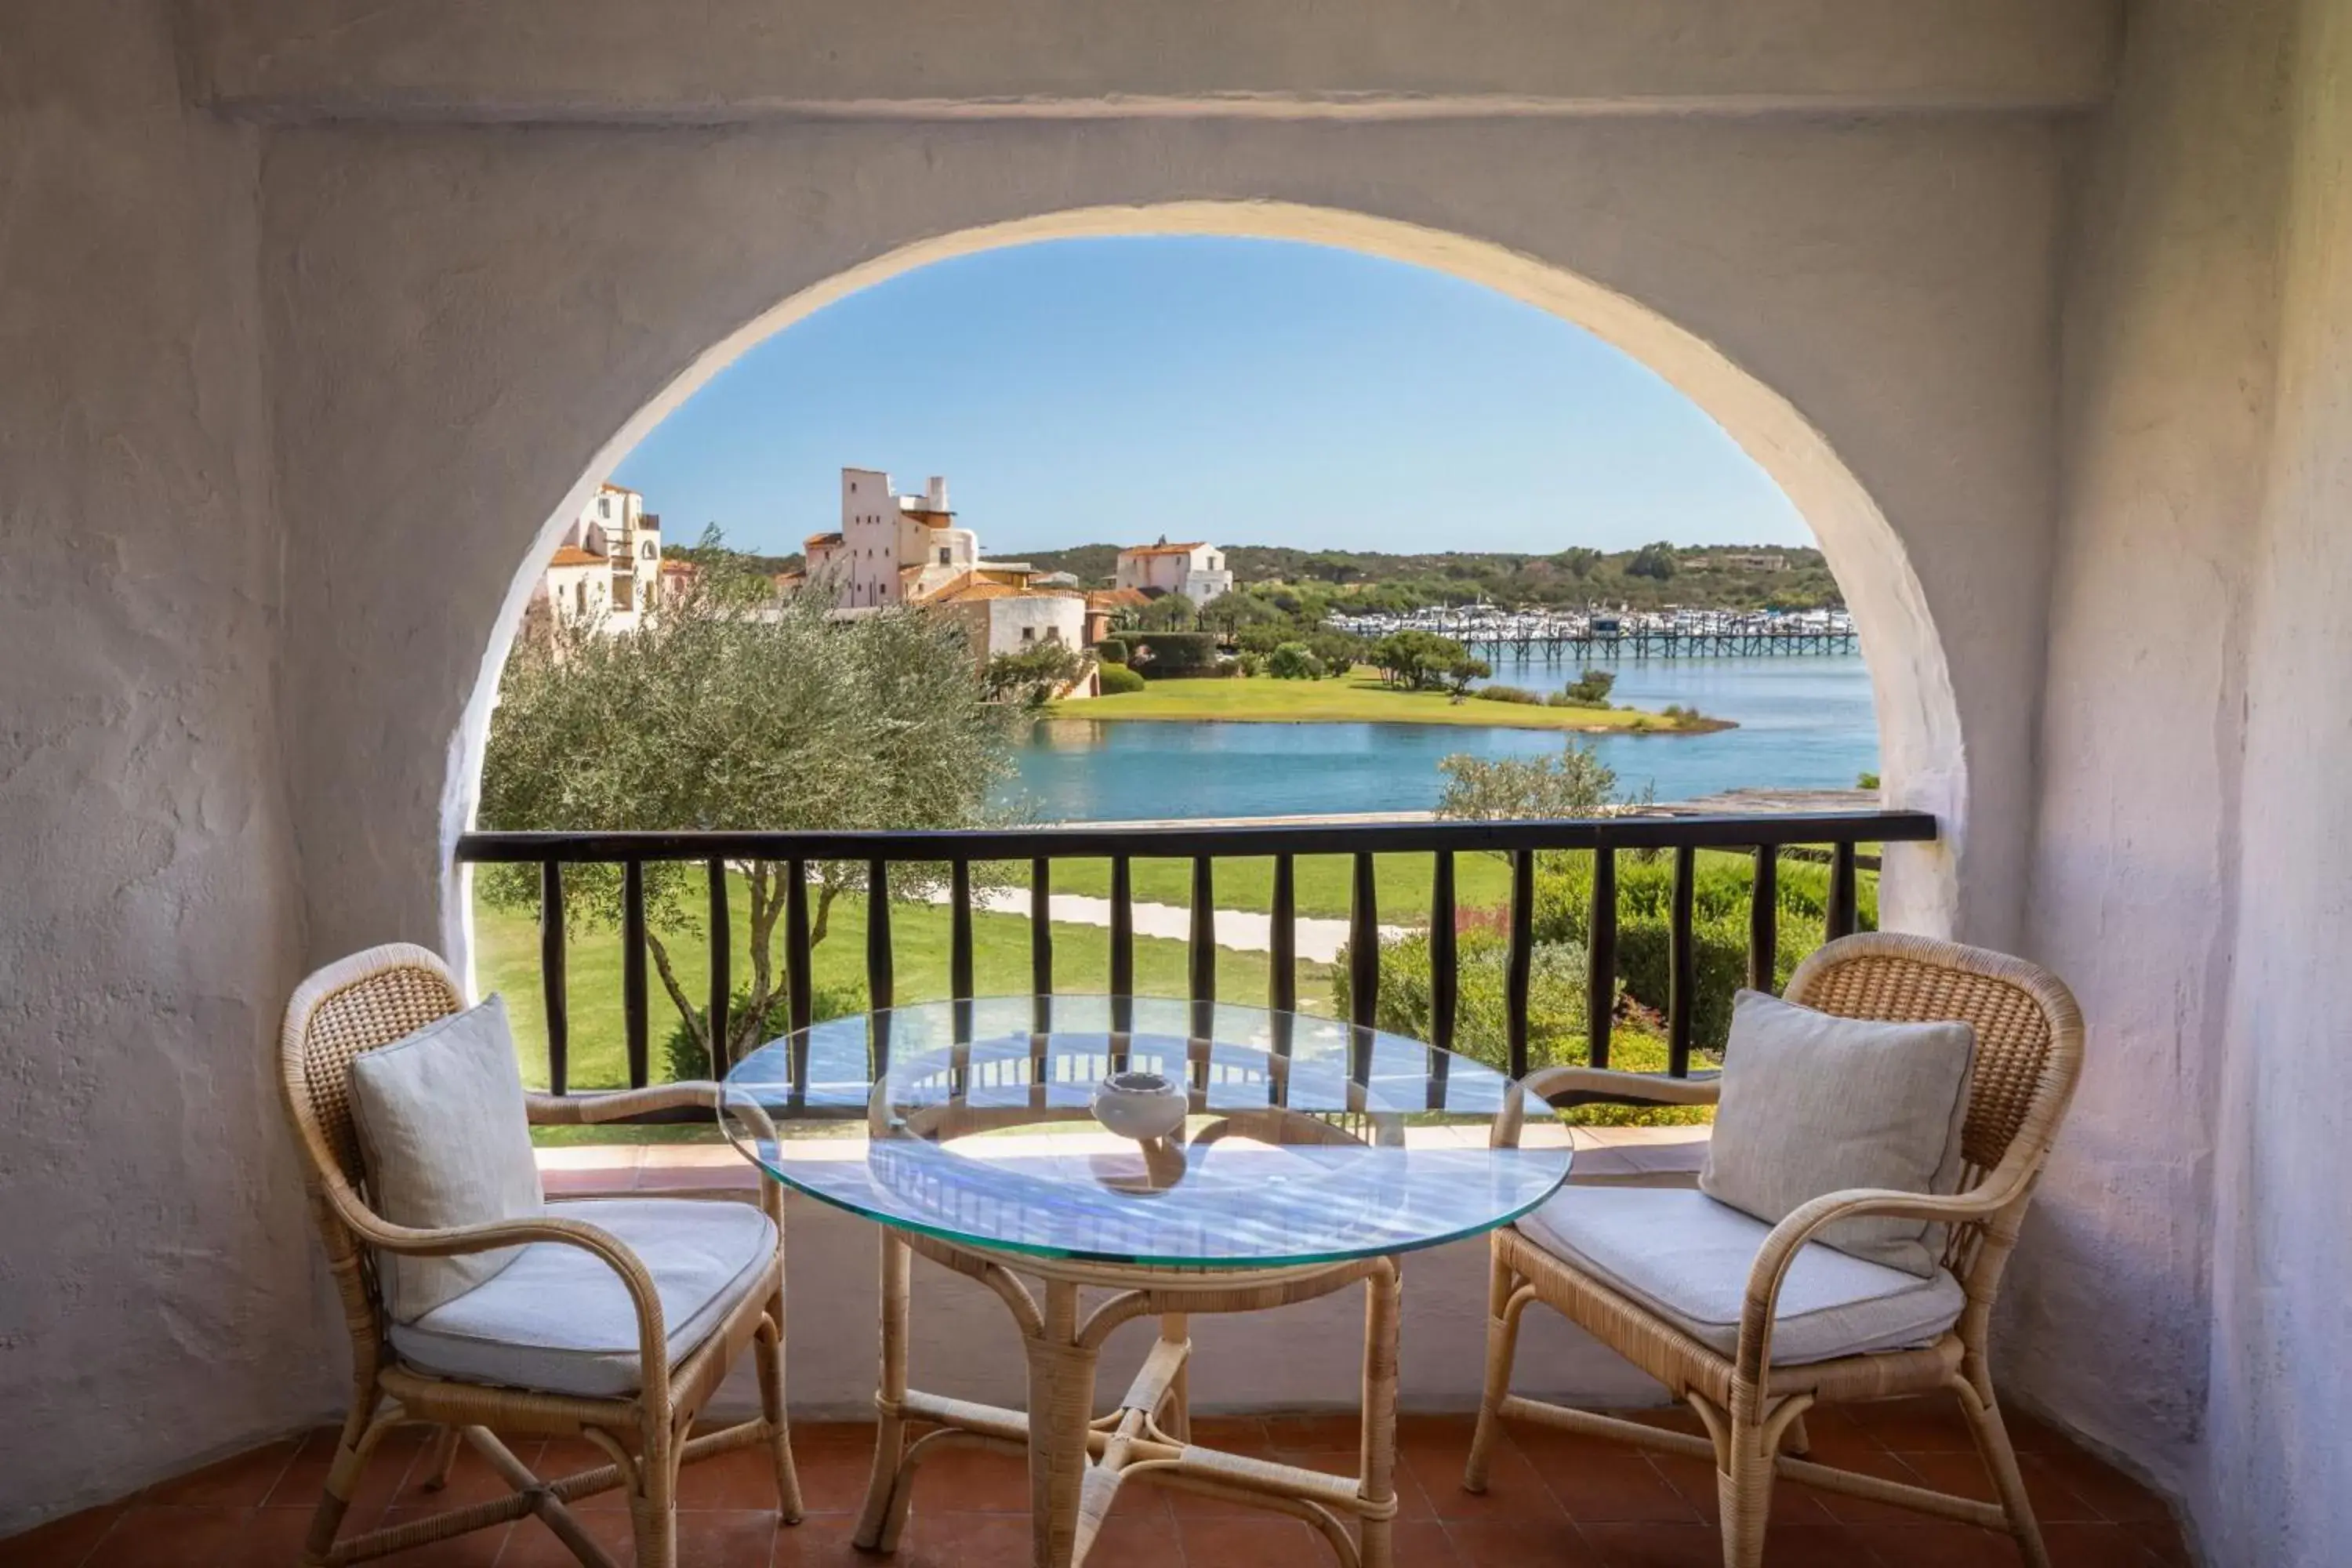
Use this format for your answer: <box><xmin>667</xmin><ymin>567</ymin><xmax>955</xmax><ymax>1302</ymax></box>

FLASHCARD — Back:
<box><xmin>477</xmin><ymin>534</ymin><xmax>1015</xmax><ymax>1061</ymax></box>
<box><xmin>1433</xmin><ymin>735</ymin><xmax>1621</xmax><ymax>823</ymax></box>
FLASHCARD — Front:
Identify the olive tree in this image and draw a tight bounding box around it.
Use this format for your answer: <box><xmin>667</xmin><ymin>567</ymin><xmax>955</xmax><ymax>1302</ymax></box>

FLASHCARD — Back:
<box><xmin>477</xmin><ymin>539</ymin><xmax>1014</xmax><ymax>1069</ymax></box>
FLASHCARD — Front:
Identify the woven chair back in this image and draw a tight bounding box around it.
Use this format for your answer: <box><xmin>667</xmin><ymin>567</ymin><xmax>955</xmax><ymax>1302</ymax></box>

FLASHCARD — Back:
<box><xmin>279</xmin><ymin>943</ymin><xmax>466</xmax><ymax>1207</ymax></box>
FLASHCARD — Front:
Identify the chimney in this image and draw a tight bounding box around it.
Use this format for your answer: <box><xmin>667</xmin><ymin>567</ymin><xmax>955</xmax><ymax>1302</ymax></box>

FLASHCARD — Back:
<box><xmin>926</xmin><ymin>476</ymin><xmax>949</xmax><ymax>512</ymax></box>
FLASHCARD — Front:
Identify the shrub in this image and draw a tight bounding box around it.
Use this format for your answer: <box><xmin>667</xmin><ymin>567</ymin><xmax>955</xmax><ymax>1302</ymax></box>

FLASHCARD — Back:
<box><xmin>1525</xmin><ymin>851</ymin><xmax>1878</xmax><ymax>1055</ymax></box>
<box><xmin>1564</xmin><ymin>667</ymin><xmax>1617</xmax><ymax>706</ymax></box>
<box><xmin>1436</xmin><ymin>737</ymin><xmax>1618</xmax><ymax>822</ymax></box>
<box><xmin>662</xmin><ymin>982</ymin><xmax>867</xmax><ymax>1082</ymax></box>
<box><xmin>1330</xmin><ymin>930</ymin><xmax>1706</xmax><ymax>1127</ymax></box>
<box><xmin>1857</xmin><ymin>770</ymin><xmax>1882</xmax><ymax>790</ymax></box>
<box><xmin>1126</xmin><ymin>631</ymin><xmax>1219</xmax><ymax>676</ymax></box>
<box><xmin>1306</xmin><ymin>630</ymin><xmax>1368</xmax><ymax>675</ymax></box>
<box><xmin>1097</xmin><ymin>662</ymin><xmax>1146</xmax><ymax>695</ymax></box>
<box><xmin>1548</xmin><ymin>691</ymin><xmax>1607</xmax><ymax>710</ymax></box>
<box><xmin>1236</xmin><ymin>651</ymin><xmax>1267</xmax><ymax>677</ymax></box>
<box><xmin>1096</xmin><ymin>638</ymin><xmax>1128</xmax><ymax>665</ymax></box>
<box><xmin>1472</xmin><ymin>684</ymin><xmax>1544</xmax><ymax>705</ymax></box>
<box><xmin>1267</xmin><ymin>641</ymin><xmax>1323</xmax><ymax>680</ymax></box>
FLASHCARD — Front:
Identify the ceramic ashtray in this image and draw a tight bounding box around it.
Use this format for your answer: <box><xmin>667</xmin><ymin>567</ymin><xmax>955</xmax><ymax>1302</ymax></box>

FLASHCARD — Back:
<box><xmin>1090</xmin><ymin>1069</ymin><xmax>1188</xmax><ymax>1142</ymax></box>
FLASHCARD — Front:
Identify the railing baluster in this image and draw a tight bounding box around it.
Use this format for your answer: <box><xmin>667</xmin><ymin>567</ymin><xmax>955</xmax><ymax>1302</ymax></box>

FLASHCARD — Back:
<box><xmin>1668</xmin><ymin>845</ymin><xmax>1697</xmax><ymax>1078</ymax></box>
<box><xmin>1428</xmin><ymin>850</ymin><xmax>1456</xmax><ymax>1109</ymax></box>
<box><xmin>1827</xmin><ymin>841</ymin><xmax>1859</xmax><ymax>940</ymax></box>
<box><xmin>1507</xmin><ymin>848</ymin><xmax>1535</xmax><ymax>1081</ymax></box>
<box><xmin>949</xmin><ymin>859</ymin><xmax>974</xmax><ymax>1003</ymax></box>
<box><xmin>785</xmin><ymin>858</ymin><xmax>812</xmax><ymax>1036</ymax></box>
<box><xmin>1348</xmin><ymin>851</ymin><xmax>1378</xmax><ymax>1029</ymax></box>
<box><xmin>706</xmin><ymin>856</ymin><xmax>731</xmax><ymax>1076</ymax></box>
<box><xmin>1189</xmin><ymin>856</ymin><xmax>1216</xmax><ymax>1006</ymax></box>
<box><xmin>1109</xmin><ymin>855</ymin><xmax>1135</xmax><ymax>994</ymax></box>
<box><xmin>1429</xmin><ymin>850</ymin><xmax>1457</xmax><ymax>1053</ymax></box>
<box><xmin>1269</xmin><ymin>854</ymin><xmax>1298</xmax><ymax>1014</ymax></box>
<box><xmin>866</xmin><ymin>857</ymin><xmax>894</xmax><ymax>1013</ymax></box>
<box><xmin>622</xmin><ymin>858</ymin><xmax>649</xmax><ymax>1089</ymax></box>
<box><xmin>539</xmin><ymin>860</ymin><xmax>568</xmax><ymax>1096</ymax></box>
<box><xmin>1588</xmin><ymin>846</ymin><xmax>1617</xmax><ymax>1072</ymax></box>
<box><xmin>1749</xmin><ymin>845</ymin><xmax>1779</xmax><ymax>994</ymax></box>
<box><xmin>1029</xmin><ymin>857</ymin><xmax>1053</xmax><ymax>994</ymax></box>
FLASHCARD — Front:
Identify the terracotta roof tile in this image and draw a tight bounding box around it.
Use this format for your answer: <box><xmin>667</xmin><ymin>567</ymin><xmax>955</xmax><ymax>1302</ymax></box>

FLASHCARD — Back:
<box><xmin>546</xmin><ymin>546</ymin><xmax>603</xmax><ymax>568</ymax></box>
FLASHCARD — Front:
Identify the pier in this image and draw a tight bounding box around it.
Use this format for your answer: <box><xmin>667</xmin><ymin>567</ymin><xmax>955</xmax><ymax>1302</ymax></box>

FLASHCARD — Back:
<box><xmin>1330</xmin><ymin>607</ymin><xmax>1860</xmax><ymax>659</ymax></box>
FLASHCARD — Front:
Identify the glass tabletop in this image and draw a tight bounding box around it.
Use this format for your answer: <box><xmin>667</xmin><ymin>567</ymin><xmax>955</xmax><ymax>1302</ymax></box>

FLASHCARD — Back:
<box><xmin>718</xmin><ymin>996</ymin><xmax>1571</xmax><ymax>1269</ymax></box>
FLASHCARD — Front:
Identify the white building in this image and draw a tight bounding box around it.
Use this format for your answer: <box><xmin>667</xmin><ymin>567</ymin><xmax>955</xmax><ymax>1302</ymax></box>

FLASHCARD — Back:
<box><xmin>804</xmin><ymin>468</ymin><xmax>978</xmax><ymax>608</ymax></box>
<box><xmin>1116</xmin><ymin>539</ymin><xmax>1233</xmax><ymax>604</ymax></box>
<box><xmin>802</xmin><ymin>466</ymin><xmax>1089</xmax><ymax>669</ymax></box>
<box><xmin>531</xmin><ymin>481</ymin><xmax>664</xmax><ymax>632</ymax></box>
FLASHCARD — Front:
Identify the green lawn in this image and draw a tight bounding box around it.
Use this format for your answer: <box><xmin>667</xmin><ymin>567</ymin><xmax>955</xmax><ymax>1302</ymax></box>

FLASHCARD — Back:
<box><xmin>1050</xmin><ymin>669</ymin><xmax>1729</xmax><ymax>731</ymax></box>
<box><xmin>1011</xmin><ymin>852</ymin><xmax>1519</xmax><ymax>923</ymax></box>
<box><xmin>473</xmin><ymin>880</ymin><xmax>1338</xmax><ymax>1093</ymax></box>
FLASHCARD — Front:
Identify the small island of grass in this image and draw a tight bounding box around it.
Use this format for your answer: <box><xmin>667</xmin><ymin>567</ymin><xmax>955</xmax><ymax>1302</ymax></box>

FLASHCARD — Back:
<box><xmin>1051</xmin><ymin>666</ymin><xmax>1733</xmax><ymax>732</ymax></box>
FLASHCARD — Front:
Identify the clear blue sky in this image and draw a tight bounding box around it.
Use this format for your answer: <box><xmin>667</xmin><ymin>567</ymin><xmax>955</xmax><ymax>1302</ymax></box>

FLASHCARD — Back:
<box><xmin>613</xmin><ymin>237</ymin><xmax>1809</xmax><ymax>560</ymax></box>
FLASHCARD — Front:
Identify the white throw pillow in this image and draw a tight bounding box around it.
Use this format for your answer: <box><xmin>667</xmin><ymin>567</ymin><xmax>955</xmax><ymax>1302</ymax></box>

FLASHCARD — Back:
<box><xmin>348</xmin><ymin>995</ymin><xmax>545</xmax><ymax>1322</ymax></box>
<box><xmin>1700</xmin><ymin>989</ymin><xmax>1974</xmax><ymax>1278</ymax></box>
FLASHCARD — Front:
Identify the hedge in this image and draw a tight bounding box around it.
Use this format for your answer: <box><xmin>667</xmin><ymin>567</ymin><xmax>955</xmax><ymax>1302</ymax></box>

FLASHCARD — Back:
<box><xmin>1127</xmin><ymin>631</ymin><xmax>1220</xmax><ymax>676</ymax></box>
<box><xmin>1330</xmin><ymin>928</ymin><xmax>1705</xmax><ymax>1126</ymax></box>
<box><xmin>1096</xmin><ymin>662</ymin><xmax>1146</xmax><ymax>695</ymax></box>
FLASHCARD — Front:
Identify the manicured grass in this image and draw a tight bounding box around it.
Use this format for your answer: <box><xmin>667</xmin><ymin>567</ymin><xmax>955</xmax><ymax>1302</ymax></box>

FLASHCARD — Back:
<box><xmin>1050</xmin><ymin>668</ymin><xmax>1730</xmax><ymax>731</ymax></box>
<box><xmin>472</xmin><ymin>880</ymin><xmax>1337</xmax><ymax>1094</ymax></box>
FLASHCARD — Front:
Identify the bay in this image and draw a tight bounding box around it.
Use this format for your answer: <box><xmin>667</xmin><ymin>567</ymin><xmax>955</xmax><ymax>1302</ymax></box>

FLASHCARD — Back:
<box><xmin>1004</xmin><ymin>653</ymin><xmax>1880</xmax><ymax>823</ymax></box>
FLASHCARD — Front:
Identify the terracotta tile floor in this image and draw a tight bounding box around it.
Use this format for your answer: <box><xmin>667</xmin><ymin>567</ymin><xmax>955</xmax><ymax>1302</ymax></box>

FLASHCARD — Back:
<box><xmin>2</xmin><ymin>1399</ymin><xmax>2187</xmax><ymax>1567</ymax></box>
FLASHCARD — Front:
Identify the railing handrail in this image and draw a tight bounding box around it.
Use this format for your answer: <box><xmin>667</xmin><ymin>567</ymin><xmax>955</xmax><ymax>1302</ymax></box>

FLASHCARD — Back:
<box><xmin>454</xmin><ymin>809</ymin><xmax>1933</xmax><ymax>864</ymax></box>
<box><xmin>454</xmin><ymin>808</ymin><xmax>1933</xmax><ymax>1109</ymax></box>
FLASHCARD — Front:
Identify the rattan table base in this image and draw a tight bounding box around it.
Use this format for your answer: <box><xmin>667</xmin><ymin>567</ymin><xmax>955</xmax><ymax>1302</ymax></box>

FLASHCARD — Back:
<box><xmin>850</xmin><ymin>1229</ymin><xmax>1403</xmax><ymax>1568</ymax></box>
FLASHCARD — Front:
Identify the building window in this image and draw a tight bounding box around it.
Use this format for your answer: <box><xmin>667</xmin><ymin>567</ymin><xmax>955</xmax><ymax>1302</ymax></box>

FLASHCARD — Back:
<box><xmin>643</xmin><ymin>541</ymin><xmax>655</xmax><ymax>559</ymax></box>
<box><xmin>1021</xmin><ymin>626</ymin><xmax>1036</xmax><ymax>643</ymax></box>
<box><xmin>938</xmin><ymin>547</ymin><xmax>951</xmax><ymax>566</ymax></box>
<box><xmin>1045</xmin><ymin>626</ymin><xmax>1062</xmax><ymax>643</ymax></box>
<box><xmin>574</xmin><ymin>580</ymin><xmax>587</xmax><ymax>616</ymax></box>
<box><xmin>598</xmin><ymin>497</ymin><xmax>610</xmax><ymax>517</ymax></box>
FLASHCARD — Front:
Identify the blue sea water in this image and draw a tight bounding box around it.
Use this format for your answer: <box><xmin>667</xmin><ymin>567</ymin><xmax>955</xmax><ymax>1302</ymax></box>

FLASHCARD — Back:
<box><xmin>1004</xmin><ymin>654</ymin><xmax>1879</xmax><ymax>822</ymax></box>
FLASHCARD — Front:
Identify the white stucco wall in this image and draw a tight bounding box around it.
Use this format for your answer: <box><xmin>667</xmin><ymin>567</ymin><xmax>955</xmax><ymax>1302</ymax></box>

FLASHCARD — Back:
<box><xmin>0</xmin><ymin>0</ymin><xmax>336</xmax><ymax>1527</ymax></box>
<box><xmin>2205</xmin><ymin>0</ymin><xmax>2352</xmax><ymax>1558</ymax></box>
<box><xmin>2018</xmin><ymin>2</ymin><xmax>2352</xmax><ymax>1559</ymax></box>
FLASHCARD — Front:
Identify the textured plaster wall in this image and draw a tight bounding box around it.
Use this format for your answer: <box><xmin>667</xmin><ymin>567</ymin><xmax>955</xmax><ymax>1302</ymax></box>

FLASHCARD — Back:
<box><xmin>0</xmin><ymin>1</ymin><xmax>332</xmax><ymax>1531</ymax></box>
<box><xmin>2205</xmin><ymin>0</ymin><xmax>2352</xmax><ymax>1558</ymax></box>
<box><xmin>191</xmin><ymin>0</ymin><xmax>2119</xmax><ymax>119</ymax></box>
<box><xmin>257</xmin><ymin>114</ymin><xmax>2071</xmax><ymax>974</ymax></box>
<box><xmin>2022</xmin><ymin>1</ymin><xmax>2352</xmax><ymax>1560</ymax></box>
<box><xmin>2013</xmin><ymin>0</ymin><xmax>2296</xmax><ymax>1490</ymax></box>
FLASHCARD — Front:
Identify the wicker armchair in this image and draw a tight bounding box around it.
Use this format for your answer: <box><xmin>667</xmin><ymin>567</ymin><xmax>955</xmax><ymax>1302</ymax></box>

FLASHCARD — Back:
<box><xmin>277</xmin><ymin>943</ymin><xmax>802</xmax><ymax>1568</ymax></box>
<box><xmin>1467</xmin><ymin>932</ymin><xmax>2085</xmax><ymax>1568</ymax></box>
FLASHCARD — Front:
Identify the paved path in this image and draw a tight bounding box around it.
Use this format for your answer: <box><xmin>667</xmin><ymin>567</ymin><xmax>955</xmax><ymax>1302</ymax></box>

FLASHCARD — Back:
<box><xmin>924</xmin><ymin>885</ymin><xmax>1414</xmax><ymax>964</ymax></box>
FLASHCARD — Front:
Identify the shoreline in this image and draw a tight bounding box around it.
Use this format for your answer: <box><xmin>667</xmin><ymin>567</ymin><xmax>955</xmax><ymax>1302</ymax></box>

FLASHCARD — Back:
<box><xmin>1049</xmin><ymin>670</ymin><xmax>1736</xmax><ymax>734</ymax></box>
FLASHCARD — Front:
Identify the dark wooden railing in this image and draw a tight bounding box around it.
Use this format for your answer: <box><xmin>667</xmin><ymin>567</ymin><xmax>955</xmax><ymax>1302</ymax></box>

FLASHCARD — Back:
<box><xmin>456</xmin><ymin>811</ymin><xmax>1934</xmax><ymax>1118</ymax></box>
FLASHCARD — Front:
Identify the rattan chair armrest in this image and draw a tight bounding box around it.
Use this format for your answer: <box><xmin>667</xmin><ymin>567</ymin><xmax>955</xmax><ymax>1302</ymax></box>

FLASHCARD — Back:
<box><xmin>1493</xmin><ymin>1066</ymin><xmax>1719</xmax><ymax>1147</ymax></box>
<box><xmin>329</xmin><ymin>1202</ymin><xmax>676</xmax><ymax>1412</ymax></box>
<box><xmin>1521</xmin><ymin>1065</ymin><xmax>1722</xmax><ymax>1106</ymax></box>
<box><xmin>1732</xmin><ymin>1177</ymin><xmax>2024</xmax><ymax>1393</ymax></box>
<box><xmin>528</xmin><ymin>1081</ymin><xmax>723</xmax><ymax>1125</ymax></box>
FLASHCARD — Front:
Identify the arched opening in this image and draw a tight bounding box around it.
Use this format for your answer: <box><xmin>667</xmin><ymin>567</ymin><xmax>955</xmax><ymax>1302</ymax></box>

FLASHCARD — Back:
<box><xmin>449</xmin><ymin>201</ymin><xmax>1962</xmax><ymax>971</ymax></box>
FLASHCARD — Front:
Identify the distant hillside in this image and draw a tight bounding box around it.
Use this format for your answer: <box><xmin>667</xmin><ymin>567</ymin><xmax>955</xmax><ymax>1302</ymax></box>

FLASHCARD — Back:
<box><xmin>996</xmin><ymin>541</ymin><xmax>1841</xmax><ymax>612</ymax></box>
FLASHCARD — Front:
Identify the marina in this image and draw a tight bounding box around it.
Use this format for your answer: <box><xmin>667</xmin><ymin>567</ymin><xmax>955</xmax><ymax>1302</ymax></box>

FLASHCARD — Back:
<box><xmin>1328</xmin><ymin>605</ymin><xmax>1858</xmax><ymax>659</ymax></box>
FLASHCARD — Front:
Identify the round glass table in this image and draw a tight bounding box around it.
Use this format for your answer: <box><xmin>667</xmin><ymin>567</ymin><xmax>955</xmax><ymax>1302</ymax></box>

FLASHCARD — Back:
<box><xmin>720</xmin><ymin>996</ymin><xmax>1572</xmax><ymax>1568</ymax></box>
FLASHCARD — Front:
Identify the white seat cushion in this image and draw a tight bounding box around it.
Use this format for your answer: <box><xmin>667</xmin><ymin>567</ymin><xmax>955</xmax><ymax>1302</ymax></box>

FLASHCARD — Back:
<box><xmin>389</xmin><ymin>1198</ymin><xmax>776</xmax><ymax>1399</ymax></box>
<box><xmin>1517</xmin><ymin>1187</ymin><xmax>1965</xmax><ymax>1367</ymax></box>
